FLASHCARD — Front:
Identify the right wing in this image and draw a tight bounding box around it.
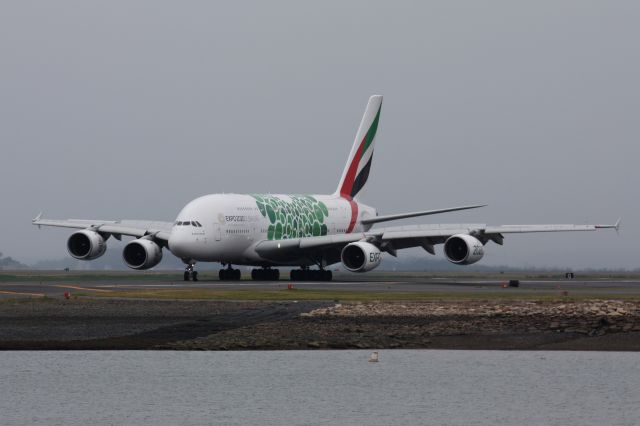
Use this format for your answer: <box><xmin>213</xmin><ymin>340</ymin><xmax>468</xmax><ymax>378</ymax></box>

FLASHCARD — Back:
<box><xmin>360</xmin><ymin>204</ymin><xmax>486</xmax><ymax>225</ymax></box>
<box><xmin>254</xmin><ymin>220</ymin><xmax>620</xmax><ymax>262</ymax></box>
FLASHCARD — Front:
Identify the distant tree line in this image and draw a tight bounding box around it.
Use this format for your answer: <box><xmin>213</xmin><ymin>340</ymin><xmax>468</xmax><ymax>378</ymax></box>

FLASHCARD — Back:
<box><xmin>0</xmin><ymin>252</ymin><xmax>28</xmax><ymax>270</ymax></box>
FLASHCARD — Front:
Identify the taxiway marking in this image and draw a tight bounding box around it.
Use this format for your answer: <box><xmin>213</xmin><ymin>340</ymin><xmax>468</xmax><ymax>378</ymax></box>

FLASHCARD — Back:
<box><xmin>53</xmin><ymin>285</ymin><xmax>113</xmax><ymax>293</ymax></box>
<box><xmin>97</xmin><ymin>281</ymin><xmax>407</xmax><ymax>288</ymax></box>
<box><xmin>0</xmin><ymin>290</ymin><xmax>45</xmax><ymax>297</ymax></box>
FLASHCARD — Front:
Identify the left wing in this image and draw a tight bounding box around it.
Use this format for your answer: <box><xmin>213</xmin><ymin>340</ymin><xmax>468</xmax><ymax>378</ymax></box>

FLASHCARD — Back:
<box><xmin>32</xmin><ymin>215</ymin><xmax>173</xmax><ymax>242</ymax></box>
<box><xmin>254</xmin><ymin>220</ymin><xmax>620</xmax><ymax>261</ymax></box>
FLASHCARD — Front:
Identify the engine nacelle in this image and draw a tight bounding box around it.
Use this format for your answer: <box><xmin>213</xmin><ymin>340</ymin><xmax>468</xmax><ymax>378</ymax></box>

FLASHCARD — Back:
<box><xmin>123</xmin><ymin>239</ymin><xmax>163</xmax><ymax>270</ymax></box>
<box><xmin>341</xmin><ymin>242</ymin><xmax>382</xmax><ymax>273</ymax></box>
<box><xmin>444</xmin><ymin>234</ymin><xmax>485</xmax><ymax>265</ymax></box>
<box><xmin>67</xmin><ymin>230</ymin><xmax>107</xmax><ymax>260</ymax></box>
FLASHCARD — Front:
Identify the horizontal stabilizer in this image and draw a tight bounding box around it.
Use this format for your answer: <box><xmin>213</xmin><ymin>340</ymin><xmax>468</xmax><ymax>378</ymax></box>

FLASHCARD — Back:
<box><xmin>361</xmin><ymin>204</ymin><xmax>486</xmax><ymax>225</ymax></box>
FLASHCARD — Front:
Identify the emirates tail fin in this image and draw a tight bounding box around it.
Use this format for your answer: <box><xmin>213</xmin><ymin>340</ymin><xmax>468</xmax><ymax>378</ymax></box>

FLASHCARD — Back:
<box><xmin>335</xmin><ymin>95</ymin><xmax>382</xmax><ymax>199</ymax></box>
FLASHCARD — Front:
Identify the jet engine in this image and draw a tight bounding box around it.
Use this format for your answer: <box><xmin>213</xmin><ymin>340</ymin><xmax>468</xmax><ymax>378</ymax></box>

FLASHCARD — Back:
<box><xmin>67</xmin><ymin>230</ymin><xmax>107</xmax><ymax>260</ymax></box>
<box><xmin>341</xmin><ymin>242</ymin><xmax>382</xmax><ymax>272</ymax></box>
<box><xmin>122</xmin><ymin>239</ymin><xmax>163</xmax><ymax>270</ymax></box>
<box><xmin>444</xmin><ymin>234</ymin><xmax>484</xmax><ymax>265</ymax></box>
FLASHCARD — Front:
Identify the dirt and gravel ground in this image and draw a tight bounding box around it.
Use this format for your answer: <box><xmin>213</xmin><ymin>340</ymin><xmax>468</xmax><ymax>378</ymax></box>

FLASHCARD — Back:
<box><xmin>0</xmin><ymin>299</ymin><xmax>327</xmax><ymax>349</ymax></box>
<box><xmin>1</xmin><ymin>298</ymin><xmax>640</xmax><ymax>350</ymax></box>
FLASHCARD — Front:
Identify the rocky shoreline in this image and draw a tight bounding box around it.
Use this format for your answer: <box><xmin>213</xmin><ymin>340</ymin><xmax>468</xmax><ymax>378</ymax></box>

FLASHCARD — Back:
<box><xmin>1</xmin><ymin>299</ymin><xmax>639</xmax><ymax>350</ymax></box>
<box><xmin>171</xmin><ymin>300</ymin><xmax>640</xmax><ymax>351</ymax></box>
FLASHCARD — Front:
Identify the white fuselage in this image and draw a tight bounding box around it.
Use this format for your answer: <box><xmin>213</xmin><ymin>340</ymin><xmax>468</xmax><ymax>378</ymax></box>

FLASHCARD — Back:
<box><xmin>167</xmin><ymin>194</ymin><xmax>376</xmax><ymax>266</ymax></box>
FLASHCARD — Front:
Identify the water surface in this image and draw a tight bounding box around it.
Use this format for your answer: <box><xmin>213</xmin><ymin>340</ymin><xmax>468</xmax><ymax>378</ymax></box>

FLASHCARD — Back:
<box><xmin>1</xmin><ymin>350</ymin><xmax>638</xmax><ymax>425</ymax></box>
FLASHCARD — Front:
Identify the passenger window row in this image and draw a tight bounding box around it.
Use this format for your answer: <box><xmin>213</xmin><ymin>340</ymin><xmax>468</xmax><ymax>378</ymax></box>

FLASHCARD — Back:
<box><xmin>227</xmin><ymin>229</ymin><xmax>249</xmax><ymax>234</ymax></box>
<box><xmin>174</xmin><ymin>221</ymin><xmax>203</xmax><ymax>227</ymax></box>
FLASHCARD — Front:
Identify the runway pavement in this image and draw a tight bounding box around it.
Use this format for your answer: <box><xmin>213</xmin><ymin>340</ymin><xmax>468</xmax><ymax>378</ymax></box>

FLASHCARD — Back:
<box><xmin>1</xmin><ymin>275</ymin><xmax>640</xmax><ymax>298</ymax></box>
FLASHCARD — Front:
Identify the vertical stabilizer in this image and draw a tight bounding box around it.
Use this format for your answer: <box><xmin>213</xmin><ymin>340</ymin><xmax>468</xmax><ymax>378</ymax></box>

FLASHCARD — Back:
<box><xmin>335</xmin><ymin>95</ymin><xmax>382</xmax><ymax>199</ymax></box>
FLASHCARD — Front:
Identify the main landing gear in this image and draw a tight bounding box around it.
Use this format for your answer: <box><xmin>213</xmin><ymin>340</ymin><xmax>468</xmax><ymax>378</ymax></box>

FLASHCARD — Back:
<box><xmin>251</xmin><ymin>268</ymin><xmax>280</xmax><ymax>281</ymax></box>
<box><xmin>183</xmin><ymin>263</ymin><xmax>198</xmax><ymax>281</ymax></box>
<box><xmin>290</xmin><ymin>268</ymin><xmax>332</xmax><ymax>282</ymax></box>
<box><xmin>219</xmin><ymin>265</ymin><xmax>241</xmax><ymax>281</ymax></box>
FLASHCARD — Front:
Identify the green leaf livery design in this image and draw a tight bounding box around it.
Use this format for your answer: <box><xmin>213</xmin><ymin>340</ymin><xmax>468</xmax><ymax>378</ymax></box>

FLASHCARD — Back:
<box><xmin>251</xmin><ymin>195</ymin><xmax>329</xmax><ymax>240</ymax></box>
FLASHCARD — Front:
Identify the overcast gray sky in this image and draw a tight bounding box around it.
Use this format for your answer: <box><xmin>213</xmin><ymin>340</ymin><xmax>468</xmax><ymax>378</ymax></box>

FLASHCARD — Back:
<box><xmin>0</xmin><ymin>1</ymin><xmax>637</xmax><ymax>268</ymax></box>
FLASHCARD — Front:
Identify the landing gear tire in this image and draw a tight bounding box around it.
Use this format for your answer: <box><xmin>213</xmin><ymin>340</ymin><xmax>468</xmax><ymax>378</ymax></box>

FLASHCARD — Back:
<box><xmin>290</xmin><ymin>269</ymin><xmax>332</xmax><ymax>282</ymax></box>
<box><xmin>290</xmin><ymin>269</ymin><xmax>304</xmax><ymax>281</ymax></box>
<box><xmin>183</xmin><ymin>263</ymin><xmax>197</xmax><ymax>281</ymax></box>
<box><xmin>251</xmin><ymin>268</ymin><xmax>280</xmax><ymax>281</ymax></box>
<box><xmin>219</xmin><ymin>268</ymin><xmax>241</xmax><ymax>281</ymax></box>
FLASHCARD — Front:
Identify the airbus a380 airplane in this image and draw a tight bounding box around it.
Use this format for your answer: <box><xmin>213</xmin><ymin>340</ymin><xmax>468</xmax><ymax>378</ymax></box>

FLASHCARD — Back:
<box><xmin>33</xmin><ymin>96</ymin><xmax>619</xmax><ymax>281</ymax></box>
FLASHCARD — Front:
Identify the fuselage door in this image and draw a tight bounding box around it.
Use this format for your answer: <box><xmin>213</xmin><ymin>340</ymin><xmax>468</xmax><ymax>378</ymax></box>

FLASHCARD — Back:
<box><xmin>214</xmin><ymin>224</ymin><xmax>222</xmax><ymax>241</ymax></box>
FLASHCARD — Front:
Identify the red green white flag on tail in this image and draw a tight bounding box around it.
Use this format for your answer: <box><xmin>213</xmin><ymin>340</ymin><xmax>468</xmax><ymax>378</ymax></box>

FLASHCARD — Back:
<box><xmin>336</xmin><ymin>95</ymin><xmax>382</xmax><ymax>199</ymax></box>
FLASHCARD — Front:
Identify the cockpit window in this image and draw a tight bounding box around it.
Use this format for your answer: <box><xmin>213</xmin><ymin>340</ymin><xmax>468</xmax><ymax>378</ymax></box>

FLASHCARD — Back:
<box><xmin>175</xmin><ymin>220</ymin><xmax>202</xmax><ymax>226</ymax></box>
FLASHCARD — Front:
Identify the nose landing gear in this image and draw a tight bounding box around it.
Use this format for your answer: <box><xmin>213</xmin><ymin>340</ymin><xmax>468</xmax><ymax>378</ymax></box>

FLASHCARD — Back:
<box><xmin>183</xmin><ymin>263</ymin><xmax>198</xmax><ymax>281</ymax></box>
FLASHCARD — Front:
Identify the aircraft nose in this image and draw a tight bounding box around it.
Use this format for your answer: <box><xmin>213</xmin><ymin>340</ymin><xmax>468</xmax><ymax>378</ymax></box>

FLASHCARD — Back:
<box><xmin>168</xmin><ymin>230</ymin><xmax>191</xmax><ymax>258</ymax></box>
